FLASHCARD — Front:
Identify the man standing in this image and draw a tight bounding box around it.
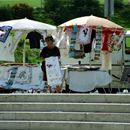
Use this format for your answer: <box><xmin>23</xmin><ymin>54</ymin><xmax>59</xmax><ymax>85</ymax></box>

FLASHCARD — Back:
<box><xmin>40</xmin><ymin>35</ymin><xmax>61</xmax><ymax>93</ymax></box>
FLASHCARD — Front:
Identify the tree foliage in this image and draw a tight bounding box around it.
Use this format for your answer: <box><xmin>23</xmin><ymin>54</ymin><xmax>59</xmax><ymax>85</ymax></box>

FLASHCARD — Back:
<box><xmin>43</xmin><ymin>0</ymin><xmax>102</xmax><ymax>25</ymax></box>
<box><xmin>12</xmin><ymin>3</ymin><xmax>33</xmax><ymax>19</ymax></box>
<box><xmin>0</xmin><ymin>6</ymin><xmax>13</xmax><ymax>21</ymax></box>
<box><xmin>68</xmin><ymin>0</ymin><xmax>101</xmax><ymax>17</ymax></box>
<box><xmin>111</xmin><ymin>0</ymin><xmax>130</xmax><ymax>28</ymax></box>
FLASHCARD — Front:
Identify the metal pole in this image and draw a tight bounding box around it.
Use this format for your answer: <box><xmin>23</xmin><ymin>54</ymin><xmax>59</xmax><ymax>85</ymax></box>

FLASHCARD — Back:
<box><xmin>23</xmin><ymin>40</ymin><xmax>25</xmax><ymax>65</ymax></box>
<box><xmin>104</xmin><ymin>0</ymin><xmax>114</xmax><ymax>19</ymax></box>
<box><xmin>108</xmin><ymin>0</ymin><xmax>111</xmax><ymax>20</ymax></box>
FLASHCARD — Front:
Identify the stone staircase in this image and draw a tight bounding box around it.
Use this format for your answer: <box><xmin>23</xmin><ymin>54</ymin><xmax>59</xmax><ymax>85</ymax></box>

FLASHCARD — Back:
<box><xmin>0</xmin><ymin>93</ymin><xmax>130</xmax><ymax>130</ymax></box>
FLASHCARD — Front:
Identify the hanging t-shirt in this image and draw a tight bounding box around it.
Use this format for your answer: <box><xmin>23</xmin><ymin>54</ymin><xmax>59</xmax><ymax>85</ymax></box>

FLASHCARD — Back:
<box><xmin>78</xmin><ymin>26</ymin><xmax>92</xmax><ymax>44</ymax></box>
<box><xmin>26</xmin><ymin>31</ymin><xmax>43</xmax><ymax>49</ymax></box>
<box><xmin>101</xmin><ymin>29</ymin><xmax>113</xmax><ymax>52</ymax></box>
<box><xmin>108</xmin><ymin>31</ymin><xmax>124</xmax><ymax>52</ymax></box>
<box><xmin>83</xmin><ymin>29</ymin><xmax>96</xmax><ymax>53</ymax></box>
<box><xmin>57</xmin><ymin>31</ymin><xmax>68</xmax><ymax>49</ymax></box>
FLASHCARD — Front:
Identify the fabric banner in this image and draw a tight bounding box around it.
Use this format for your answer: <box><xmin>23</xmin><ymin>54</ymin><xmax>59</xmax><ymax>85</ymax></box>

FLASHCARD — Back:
<box><xmin>0</xmin><ymin>65</ymin><xmax>44</xmax><ymax>90</ymax></box>
<box><xmin>14</xmin><ymin>66</ymin><xmax>32</xmax><ymax>84</ymax></box>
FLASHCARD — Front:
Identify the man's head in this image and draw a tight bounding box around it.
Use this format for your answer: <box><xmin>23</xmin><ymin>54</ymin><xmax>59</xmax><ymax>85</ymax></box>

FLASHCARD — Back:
<box><xmin>45</xmin><ymin>35</ymin><xmax>55</xmax><ymax>49</ymax></box>
<box><xmin>45</xmin><ymin>35</ymin><xmax>54</xmax><ymax>42</ymax></box>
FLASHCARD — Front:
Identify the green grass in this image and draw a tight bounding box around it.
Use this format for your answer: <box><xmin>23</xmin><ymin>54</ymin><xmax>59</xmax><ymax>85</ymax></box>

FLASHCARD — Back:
<box><xmin>99</xmin><ymin>0</ymin><xmax>129</xmax><ymax>4</ymax></box>
<box><xmin>126</xmin><ymin>37</ymin><xmax>130</xmax><ymax>47</ymax></box>
<box><xmin>0</xmin><ymin>0</ymin><xmax>129</xmax><ymax>8</ymax></box>
<box><xmin>0</xmin><ymin>0</ymin><xmax>42</xmax><ymax>8</ymax></box>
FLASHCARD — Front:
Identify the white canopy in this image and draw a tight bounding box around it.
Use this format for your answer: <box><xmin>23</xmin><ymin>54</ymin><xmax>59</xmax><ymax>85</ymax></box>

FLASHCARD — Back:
<box><xmin>0</xmin><ymin>18</ymin><xmax>56</xmax><ymax>62</ymax></box>
<box><xmin>59</xmin><ymin>15</ymin><xmax>123</xmax><ymax>29</ymax></box>
<box><xmin>0</xmin><ymin>18</ymin><xmax>56</xmax><ymax>31</ymax></box>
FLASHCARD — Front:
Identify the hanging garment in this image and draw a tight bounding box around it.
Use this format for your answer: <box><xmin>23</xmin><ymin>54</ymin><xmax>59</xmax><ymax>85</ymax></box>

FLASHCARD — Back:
<box><xmin>78</xmin><ymin>26</ymin><xmax>92</xmax><ymax>44</ymax></box>
<box><xmin>108</xmin><ymin>31</ymin><xmax>125</xmax><ymax>52</ymax></box>
<box><xmin>101</xmin><ymin>29</ymin><xmax>113</xmax><ymax>52</ymax></box>
<box><xmin>72</xmin><ymin>25</ymin><xmax>78</xmax><ymax>33</ymax></box>
<box><xmin>102</xmin><ymin>28</ymin><xmax>123</xmax><ymax>52</ymax></box>
<box><xmin>108</xmin><ymin>33</ymin><xmax>119</xmax><ymax>52</ymax></box>
<box><xmin>0</xmin><ymin>26</ymin><xmax>12</xmax><ymax>43</ymax></box>
<box><xmin>26</xmin><ymin>31</ymin><xmax>43</xmax><ymax>49</ymax></box>
<box><xmin>57</xmin><ymin>31</ymin><xmax>68</xmax><ymax>49</ymax></box>
<box><xmin>83</xmin><ymin>29</ymin><xmax>96</xmax><ymax>53</ymax></box>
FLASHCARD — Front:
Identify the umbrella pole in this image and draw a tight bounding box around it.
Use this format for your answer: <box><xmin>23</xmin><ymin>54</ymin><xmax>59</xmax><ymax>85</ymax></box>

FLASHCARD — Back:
<box><xmin>23</xmin><ymin>40</ymin><xmax>26</xmax><ymax>65</ymax></box>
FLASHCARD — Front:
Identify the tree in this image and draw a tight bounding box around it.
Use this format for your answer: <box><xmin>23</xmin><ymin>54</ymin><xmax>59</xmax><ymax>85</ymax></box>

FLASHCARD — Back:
<box><xmin>0</xmin><ymin>6</ymin><xmax>13</xmax><ymax>21</ymax></box>
<box><xmin>12</xmin><ymin>3</ymin><xmax>33</xmax><ymax>19</ymax></box>
<box><xmin>43</xmin><ymin>0</ymin><xmax>64</xmax><ymax>25</ymax></box>
<box><xmin>43</xmin><ymin>0</ymin><xmax>102</xmax><ymax>25</ymax></box>
<box><xmin>32</xmin><ymin>7</ymin><xmax>55</xmax><ymax>24</ymax></box>
<box><xmin>111</xmin><ymin>0</ymin><xmax>129</xmax><ymax>28</ymax></box>
<box><xmin>70</xmin><ymin>0</ymin><xmax>102</xmax><ymax>18</ymax></box>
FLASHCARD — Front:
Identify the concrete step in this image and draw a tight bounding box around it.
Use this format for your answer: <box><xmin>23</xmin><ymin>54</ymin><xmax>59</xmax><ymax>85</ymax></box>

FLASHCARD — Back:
<box><xmin>0</xmin><ymin>112</ymin><xmax>130</xmax><ymax>123</ymax></box>
<box><xmin>0</xmin><ymin>120</ymin><xmax>130</xmax><ymax>130</ymax></box>
<box><xmin>0</xmin><ymin>93</ymin><xmax>130</xmax><ymax>103</ymax></box>
<box><xmin>0</xmin><ymin>94</ymin><xmax>130</xmax><ymax>130</ymax></box>
<box><xmin>0</xmin><ymin>102</ymin><xmax>130</xmax><ymax>113</ymax></box>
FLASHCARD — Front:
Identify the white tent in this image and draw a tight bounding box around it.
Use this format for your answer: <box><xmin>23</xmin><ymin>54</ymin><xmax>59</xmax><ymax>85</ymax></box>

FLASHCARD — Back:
<box><xmin>0</xmin><ymin>18</ymin><xmax>57</xmax><ymax>62</ymax></box>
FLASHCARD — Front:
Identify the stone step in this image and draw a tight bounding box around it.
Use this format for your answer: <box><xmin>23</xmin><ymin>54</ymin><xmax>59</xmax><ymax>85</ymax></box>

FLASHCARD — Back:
<box><xmin>0</xmin><ymin>94</ymin><xmax>130</xmax><ymax>130</ymax></box>
<box><xmin>0</xmin><ymin>93</ymin><xmax>130</xmax><ymax>103</ymax></box>
<box><xmin>0</xmin><ymin>120</ymin><xmax>130</xmax><ymax>130</ymax></box>
<box><xmin>0</xmin><ymin>112</ymin><xmax>130</xmax><ymax>123</ymax></box>
<box><xmin>0</xmin><ymin>102</ymin><xmax>130</xmax><ymax>113</ymax></box>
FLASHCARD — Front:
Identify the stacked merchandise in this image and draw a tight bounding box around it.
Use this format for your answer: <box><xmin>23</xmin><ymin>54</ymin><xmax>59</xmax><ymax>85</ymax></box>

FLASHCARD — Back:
<box><xmin>94</xmin><ymin>26</ymin><xmax>102</xmax><ymax>61</ymax></box>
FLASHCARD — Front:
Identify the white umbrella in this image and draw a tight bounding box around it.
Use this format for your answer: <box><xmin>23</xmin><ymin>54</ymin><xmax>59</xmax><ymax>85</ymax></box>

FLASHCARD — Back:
<box><xmin>0</xmin><ymin>18</ymin><xmax>56</xmax><ymax>31</ymax></box>
<box><xmin>59</xmin><ymin>15</ymin><xmax>123</xmax><ymax>29</ymax></box>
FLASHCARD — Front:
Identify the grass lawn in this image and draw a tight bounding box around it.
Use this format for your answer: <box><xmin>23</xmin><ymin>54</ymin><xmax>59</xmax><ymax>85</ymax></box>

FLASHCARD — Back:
<box><xmin>0</xmin><ymin>0</ymin><xmax>42</xmax><ymax>8</ymax></box>
<box><xmin>0</xmin><ymin>0</ymin><xmax>129</xmax><ymax>8</ymax></box>
<box><xmin>99</xmin><ymin>0</ymin><xmax>129</xmax><ymax>4</ymax></box>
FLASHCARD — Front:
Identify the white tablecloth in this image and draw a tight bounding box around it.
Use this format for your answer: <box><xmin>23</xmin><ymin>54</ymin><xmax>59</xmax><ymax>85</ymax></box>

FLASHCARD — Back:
<box><xmin>68</xmin><ymin>70</ymin><xmax>112</xmax><ymax>92</ymax></box>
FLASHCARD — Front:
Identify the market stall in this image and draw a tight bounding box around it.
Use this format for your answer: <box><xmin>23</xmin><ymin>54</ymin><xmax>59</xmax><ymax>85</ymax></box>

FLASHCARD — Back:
<box><xmin>0</xmin><ymin>18</ymin><xmax>56</xmax><ymax>91</ymax></box>
<box><xmin>58</xmin><ymin>15</ymin><xmax>124</xmax><ymax>92</ymax></box>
